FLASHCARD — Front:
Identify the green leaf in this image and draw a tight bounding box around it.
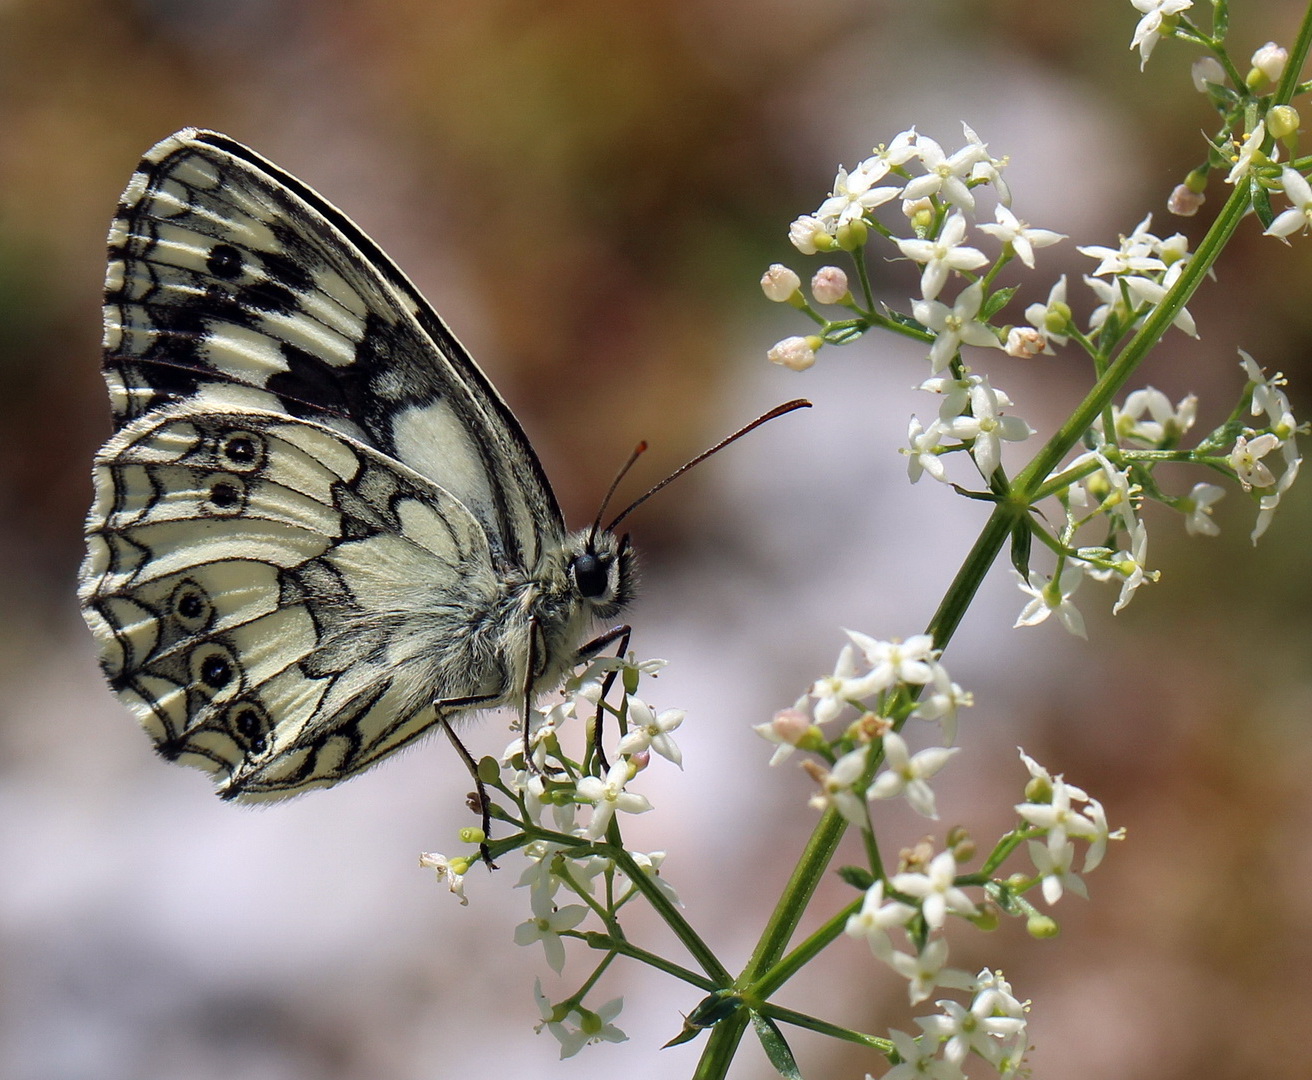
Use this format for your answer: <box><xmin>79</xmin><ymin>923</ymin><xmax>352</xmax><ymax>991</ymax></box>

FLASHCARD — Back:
<box><xmin>751</xmin><ymin>1011</ymin><xmax>803</xmax><ymax>1080</ymax></box>
<box><xmin>1009</xmin><ymin>519</ymin><xmax>1032</xmax><ymax>579</ymax></box>
<box><xmin>981</xmin><ymin>285</ymin><xmax>1017</xmax><ymax>321</ymax></box>
<box><xmin>837</xmin><ymin>865</ymin><xmax>875</xmax><ymax>891</ymax></box>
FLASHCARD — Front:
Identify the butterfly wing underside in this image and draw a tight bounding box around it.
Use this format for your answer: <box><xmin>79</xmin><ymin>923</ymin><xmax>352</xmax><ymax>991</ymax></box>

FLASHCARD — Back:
<box><xmin>83</xmin><ymin>129</ymin><xmax>571</xmax><ymax>798</ymax></box>
<box><xmin>101</xmin><ymin>127</ymin><xmax>563</xmax><ymax>569</ymax></box>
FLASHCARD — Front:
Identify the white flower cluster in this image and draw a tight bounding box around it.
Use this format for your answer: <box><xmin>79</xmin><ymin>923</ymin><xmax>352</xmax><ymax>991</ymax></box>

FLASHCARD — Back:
<box><xmin>422</xmin><ymin>653</ymin><xmax>687</xmax><ymax>1058</ymax></box>
<box><xmin>755</xmin><ymin>631</ymin><xmax>971</xmax><ymax>825</ymax></box>
<box><xmin>838</xmin><ymin>747</ymin><xmax>1119</xmax><ymax>1078</ymax></box>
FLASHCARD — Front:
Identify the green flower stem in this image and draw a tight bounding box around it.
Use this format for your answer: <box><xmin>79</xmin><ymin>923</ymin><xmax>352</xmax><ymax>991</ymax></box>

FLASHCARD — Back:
<box><xmin>577</xmin><ymin>931</ymin><xmax>717</xmax><ymax>992</ymax></box>
<box><xmin>754</xmin><ymin>1001</ymin><xmax>892</xmax><ymax>1052</ymax></box>
<box><xmin>748</xmin><ymin>895</ymin><xmax>863</xmax><ymax>1000</ymax></box>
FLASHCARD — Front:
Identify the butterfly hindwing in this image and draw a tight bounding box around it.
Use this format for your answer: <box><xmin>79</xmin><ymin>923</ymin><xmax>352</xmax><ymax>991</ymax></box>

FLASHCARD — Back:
<box><xmin>80</xmin><ymin>407</ymin><xmax>528</xmax><ymax>800</ymax></box>
<box><xmin>102</xmin><ymin>127</ymin><xmax>562</xmax><ymax>570</ymax></box>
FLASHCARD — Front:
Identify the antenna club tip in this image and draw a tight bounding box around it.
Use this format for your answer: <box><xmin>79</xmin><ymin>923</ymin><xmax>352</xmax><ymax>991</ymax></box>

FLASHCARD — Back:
<box><xmin>635</xmin><ymin>440</ymin><xmax>649</xmax><ymax>453</ymax></box>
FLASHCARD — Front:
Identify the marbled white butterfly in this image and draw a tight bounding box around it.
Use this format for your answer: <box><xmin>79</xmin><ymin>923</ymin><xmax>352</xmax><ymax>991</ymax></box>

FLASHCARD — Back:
<box><xmin>79</xmin><ymin>127</ymin><xmax>662</xmax><ymax>804</ymax></box>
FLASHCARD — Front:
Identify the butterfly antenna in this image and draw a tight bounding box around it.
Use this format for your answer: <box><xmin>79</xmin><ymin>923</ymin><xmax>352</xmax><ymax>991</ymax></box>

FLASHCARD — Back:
<box><xmin>605</xmin><ymin>399</ymin><xmax>811</xmax><ymax>532</ymax></box>
<box><xmin>590</xmin><ymin>441</ymin><xmax>649</xmax><ymax>547</ymax></box>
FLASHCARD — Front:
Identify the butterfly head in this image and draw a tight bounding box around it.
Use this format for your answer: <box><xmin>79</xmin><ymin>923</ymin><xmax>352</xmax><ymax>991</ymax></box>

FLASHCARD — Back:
<box><xmin>566</xmin><ymin>529</ymin><xmax>636</xmax><ymax>622</ymax></box>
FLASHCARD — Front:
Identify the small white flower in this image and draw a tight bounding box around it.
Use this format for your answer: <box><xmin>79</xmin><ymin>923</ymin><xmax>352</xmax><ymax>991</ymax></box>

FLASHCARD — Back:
<box><xmin>760</xmin><ymin>263</ymin><xmax>801</xmax><ymax>301</ymax></box>
<box><xmin>868</xmin><ymin>731</ymin><xmax>958</xmax><ymax>818</ymax></box>
<box><xmin>615</xmin><ymin>697</ymin><xmax>684</xmax><ymax>767</ymax></box>
<box><xmin>883</xmin><ymin>936</ymin><xmax>976</xmax><ymax>1006</ymax></box>
<box><xmin>880</xmin><ymin>1029</ymin><xmax>958</xmax><ymax>1080</ymax></box>
<box><xmin>1229</xmin><ymin>433</ymin><xmax>1281</xmax><ymax>490</ymax></box>
<box><xmin>978</xmin><ymin>204</ymin><xmax>1065</xmax><ymax>268</ymax></box>
<box><xmin>910</xmin><ymin>663</ymin><xmax>972</xmax><ymax>746</ymax></box>
<box><xmin>807</xmin><ymin>747</ymin><xmax>870</xmax><ymax>826</ymax></box>
<box><xmin>618</xmin><ymin>850</ymin><xmax>682</xmax><ymax>908</ymax></box>
<box><xmin>576</xmin><ymin>759</ymin><xmax>653</xmax><ymax>839</ymax></box>
<box><xmin>1016</xmin><ymin>774</ymin><xmax>1098</xmax><ymax>849</ymax></box>
<box><xmin>1014</xmin><ymin>564</ymin><xmax>1087</xmax><ymax>638</ymax></box>
<box><xmin>1226</xmin><ymin>121</ymin><xmax>1273</xmax><ymax>185</ymax></box>
<box><xmin>810</xmin><ymin>265</ymin><xmax>850</xmax><ymax>305</ymax></box>
<box><xmin>1115</xmin><ymin>387</ymin><xmax>1197</xmax><ymax>446</ymax></box>
<box><xmin>767</xmin><ymin>335</ymin><xmax>818</xmax><ymax>371</ymax></box>
<box><xmin>871</xmin><ymin>129</ymin><xmax>921</xmax><ymax>169</ymax></box>
<box><xmin>1028</xmin><ymin>836</ymin><xmax>1088</xmax><ymax>905</ymax></box>
<box><xmin>940</xmin><ymin>375</ymin><xmax>1034</xmax><ymax>478</ymax></box>
<box><xmin>913</xmin><ymin>281</ymin><xmax>1003</xmax><ymax>373</ymax></box>
<box><xmin>816</xmin><ymin>161</ymin><xmax>901</xmax><ymax>227</ymax></box>
<box><xmin>419</xmin><ymin>852</ymin><xmax>469</xmax><ymax>905</ymax></box>
<box><xmin>1264</xmin><ymin>167</ymin><xmax>1312</xmax><ymax>239</ymax></box>
<box><xmin>891</xmin><ymin>850</ymin><xmax>978</xmax><ymax>929</ymax></box>
<box><xmin>1022</xmin><ymin>276</ymin><xmax>1069</xmax><ymax>352</ymax></box>
<box><xmin>1129</xmin><ymin>0</ymin><xmax>1193</xmax><ymax>70</ymax></box>
<box><xmin>535</xmin><ymin>983</ymin><xmax>627</xmax><ymax>1059</ymax></box>
<box><xmin>514</xmin><ymin>887</ymin><xmax>589</xmax><ymax>973</ymax></box>
<box><xmin>917</xmin><ymin>996</ymin><xmax>1027</xmax><ymax>1069</ymax></box>
<box><xmin>896</xmin><ymin>212</ymin><xmax>989</xmax><ymax>301</ymax></box>
<box><xmin>901</xmin><ymin>134</ymin><xmax>989</xmax><ymax>211</ymax></box>
<box><xmin>844</xmin><ymin>879</ymin><xmax>917</xmax><ymax>959</ymax></box>
<box><xmin>1110</xmin><ymin>522</ymin><xmax>1157</xmax><ymax>614</ymax></box>
<box><xmin>1182</xmin><ymin>482</ymin><xmax>1224</xmax><ymax>536</ymax></box>
<box><xmin>846</xmin><ymin>631</ymin><xmax>938</xmax><ymax>689</ymax></box>
<box><xmin>811</xmin><ymin>643</ymin><xmax>880</xmax><ymax>724</ymax></box>
<box><xmin>1239</xmin><ymin>350</ymin><xmax>1290</xmax><ymax>422</ymax></box>
<box><xmin>903</xmin><ymin>415</ymin><xmax>949</xmax><ymax>485</ymax></box>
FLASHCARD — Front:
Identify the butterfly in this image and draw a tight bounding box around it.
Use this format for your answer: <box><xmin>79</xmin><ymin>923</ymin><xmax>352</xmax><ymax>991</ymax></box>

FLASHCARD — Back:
<box><xmin>79</xmin><ymin>128</ymin><xmax>652</xmax><ymax>803</ymax></box>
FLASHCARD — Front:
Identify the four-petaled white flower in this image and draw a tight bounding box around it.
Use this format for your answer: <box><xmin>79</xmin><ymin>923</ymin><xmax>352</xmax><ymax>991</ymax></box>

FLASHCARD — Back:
<box><xmin>891</xmin><ymin>850</ymin><xmax>978</xmax><ymax>929</ymax></box>
<box><xmin>878</xmin><ymin>1029</ymin><xmax>960</xmax><ymax>1080</ymax></box>
<box><xmin>978</xmin><ymin>204</ymin><xmax>1065</xmax><ymax>268</ymax></box>
<box><xmin>849</xmin><ymin>631</ymin><xmax>937</xmax><ymax>690</ymax></box>
<box><xmin>901</xmin><ymin>134</ymin><xmax>989</xmax><ymax>211</ymax></box>
<box><xmin>807</xmin><ymin>747</ymin><xmax>870</xmax><ymax>826</ymax></box>
<box><xmin>615</xmin><ymin>697</ymin><xmax>685</xmax><ymax>767</ymax></box>
<box><xmin>913</xmin><ymin>281</ymin><xmax>1003</xmax><ymax>373</ymax></box>
<box><xmin>811</xmin><ymin>644</ymin><xmax>881</xmax><ymax>724</ymax></box>
<box><xmin>896</xmin><ymin>212</ymin><xmax>989</xmax><ymax>301</ymax></box>
<box><xmin>514</xmin><ymin>887</ymin><xmax>589</xmax><ymax>973</ymax></box>
<box><xmin>1028</xmin><ymin>836</ymin><xmax>1089</xmax><ymax>905</ymax></box>
<box><xmin>844</xmin><ymin>879</ymin><xmax>917</xmax><ymax>960</ymax></box>
<box><xmin>535</xmin><ymin>981</ymin><xmax>628</xmax><ymax>1059</ymax></box>
<box><xmin>1014</xmin><ymin>564</ymin><xmax>1087</xmax><ymax>638</ymax></box>
<box><xmin>869</xmin><ymin>731</ymin><xmax>959</xmax><ymax>818</ymax></box>
<box><xmin>940</xmin><ymin>375</ymin><xmax>1035</xmax><ymax>478</ymax></box>
<box><xmin>576</xmin><ymin>760</ymin><xmax>653</xmax><ymax>840</ymax></box>
<box><xmin>883</xmin><ymin>936</ymin><xmax>977</xmax><ymax>1005</ymax></box>
<box><xmin>904</xmin><ymin>415</ymin><xmax>949</xmax><ymax>484</ymax></box>
<box><xmin>1230</xmin><ymin>432</ymin><xmax>1281</xmax><ymax>490</ymax></box>
<box><xmin>817</xmin><ymin>161</ymin><xmax>901</xmax><ymax>226</ymax></box>
<box><xmin>917</xmin><ymin>996</ymin><xmax>1027</xmax><ymax>1069</ymax></box>
<box><xmin>1129</xmin><ymin>0</ymin><xmax>1193</xmax><ymax>69</ymax></box>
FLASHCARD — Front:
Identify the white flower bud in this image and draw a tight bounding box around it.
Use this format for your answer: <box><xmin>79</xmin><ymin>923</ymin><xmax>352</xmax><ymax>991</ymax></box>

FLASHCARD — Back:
<box><xmin>1167</xmin><ymin>184</ymin><xmax>1205</xmax><ymax>216</ymax></box>
<box><xmin>767</xmin><ymin>335</ymin><xmax>819</xmax><ymax>371</ymax></box>
<box><xmin>810</xmin><ymin>266</ymin><xmax>849</xmax><ymax>305</ymax></box>
<box><xmin>760</xmin><ymin>263</ymin><xmax>801</xmax><ymax>302</ymax></box>
<box><xmin>1252</xmin><ymin>41</ymin><xmax>1288</xmax><ymax>83</ymax></box>
<box><xmin>1005</xmin><ymin>326</ymin><xmax>1046</xmax><ymax>359</ymax></box>
<box><xmin>788</xmin><ymin>215</ymin><xmax>826</xmax><ymax>255</ymax></box>
<box><xmin>1191</xmin><ymin>57</ymin><xmax>1225</xmax><ymax>93</ymax></box>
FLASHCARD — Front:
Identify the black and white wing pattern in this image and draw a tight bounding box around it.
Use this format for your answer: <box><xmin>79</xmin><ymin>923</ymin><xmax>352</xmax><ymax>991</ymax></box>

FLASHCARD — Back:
<box><xmin>81</xmin><ymin>129</ymin><xmax>635</xmax><ymax>801</ymax></box>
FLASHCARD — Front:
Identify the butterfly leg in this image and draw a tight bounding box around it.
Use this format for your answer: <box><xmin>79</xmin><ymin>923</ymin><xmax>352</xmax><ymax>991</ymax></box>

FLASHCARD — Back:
<box><xmin>438</xmin><ymin>693</ymin><xmax>504</xmax><ymax>870</ymax></box>
<box><xmin>576</xmin><ymin>625</ymin><xmax>631</xmax><ymax>774</ymax></box>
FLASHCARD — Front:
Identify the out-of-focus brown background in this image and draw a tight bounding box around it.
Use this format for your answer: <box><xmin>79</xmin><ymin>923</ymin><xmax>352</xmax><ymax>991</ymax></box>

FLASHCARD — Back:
<box><xmin>3</xmin><ymin>2</ymin><xmax>1311</xmax><ymax>1078</ymax></box>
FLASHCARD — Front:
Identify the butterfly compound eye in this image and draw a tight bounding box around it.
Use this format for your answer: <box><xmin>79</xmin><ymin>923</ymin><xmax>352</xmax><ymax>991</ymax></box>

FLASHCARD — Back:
<box><xmin>571</xmin><ymin>553</ymin><xmax>610</xmax><ymax>600</ymax></box>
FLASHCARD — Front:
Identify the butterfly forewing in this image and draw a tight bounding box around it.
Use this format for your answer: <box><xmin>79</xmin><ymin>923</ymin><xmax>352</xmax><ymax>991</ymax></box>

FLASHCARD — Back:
<box><xmin>102</xmin><ymin>128</ymin><xmax>562</xmax><ymax>567</ymax></box>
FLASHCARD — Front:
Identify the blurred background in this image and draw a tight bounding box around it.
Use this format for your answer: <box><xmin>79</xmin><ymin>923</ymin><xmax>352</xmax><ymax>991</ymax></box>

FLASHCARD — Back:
<box><xmin>3</xmin><ymin>1</ymin><xmax>1312</xmax><ymax>1077</ymax></box>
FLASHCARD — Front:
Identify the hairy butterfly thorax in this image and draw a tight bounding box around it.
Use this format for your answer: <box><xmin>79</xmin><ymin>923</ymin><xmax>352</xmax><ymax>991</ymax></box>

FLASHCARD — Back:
<box><xmin>80</xmin><ymin>127</ymin><xmax>805</xmax><ymax>810</ymax></box>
